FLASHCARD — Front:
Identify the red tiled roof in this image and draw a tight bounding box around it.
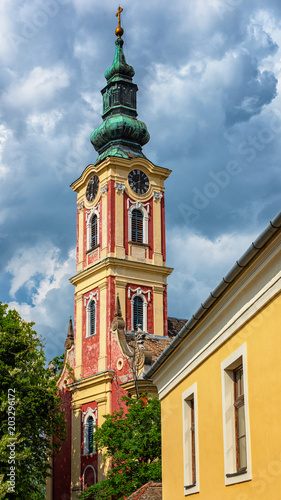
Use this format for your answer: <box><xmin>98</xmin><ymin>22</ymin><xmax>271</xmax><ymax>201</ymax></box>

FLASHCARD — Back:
<box><xmin>125</xmin><ymin>482</ymin><xmax>162</xmax><ymax>500</ymax></box>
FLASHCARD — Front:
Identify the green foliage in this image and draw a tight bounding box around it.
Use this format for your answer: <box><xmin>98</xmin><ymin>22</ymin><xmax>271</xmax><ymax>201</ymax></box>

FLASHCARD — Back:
<box><xmin>0</xmin><ymin>302</ymin><xmax>66</xmax><ymax>499</ymax></box>
<box><xmin>52</xmin><ymin>353</ymin><xmax>65</xmax><ymax>372</ymax></box>
<box><xmin>79</xmin><ymin>395</ymin><xmax>161</xmax><ymax>500</ymax></box>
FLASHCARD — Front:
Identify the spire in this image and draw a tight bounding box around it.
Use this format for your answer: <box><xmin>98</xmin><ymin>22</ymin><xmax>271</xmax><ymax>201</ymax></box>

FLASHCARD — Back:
<box><xmin>64</xmin><ymin>317</ymin><xmax>74</xmax><ymax>350</ymax></box>
<box><xmin>90</xmin><ymin>7</ymin><xmax>150</xmax><ymax>164</ymax></box>
<box><xmin>111</xmin><ymin>294</ymin><xmax>126</xmax><ymax>332</ymax></box>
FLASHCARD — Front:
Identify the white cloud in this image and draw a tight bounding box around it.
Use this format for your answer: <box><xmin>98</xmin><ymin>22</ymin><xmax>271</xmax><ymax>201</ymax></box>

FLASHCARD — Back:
<box><xmin>167</xmin><ymin>228</ymin><xmax>259</xmax><ymax>318</ymax></box>
<box><xmin>0</xmin><ymin>124</ymin><xmax>13</xmax><ymax>177</ymax></box>
<box><xmin>3</xmin><ymin>65</ymin><xmax>70</xmax><ymax>109</ymax></box>
<box><xmin>7</xmin><ymin>244</ymin><xmax>76</xmax><ymax>357</ymax></box>
<box><xmin>27</xmin><ymin>110</ymin><xmax>63</xmax><ymax>135</ymax></box>
<box><xmin>7</xmin><ymin>243</ymin><xmax>76</xmax><ymax>303</ymax></box>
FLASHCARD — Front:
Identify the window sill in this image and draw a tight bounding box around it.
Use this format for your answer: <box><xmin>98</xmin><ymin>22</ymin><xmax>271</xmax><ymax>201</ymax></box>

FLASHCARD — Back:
<box><xmin>226</xmin><ymin>469</ymin><xmax>247</xmax><ymax>478</ymax></box>
<box><xmin>86</xmin><ymin>244</ymin><xmax>100</xmax><ymax>255</ymax></box>
<box><xmin>86</xmin><ymin>333</ymin><xmax>96</xmax><ymax>339</ymax></box>
<box><xmin>128</xmin><ymin>241</ymin><xmax>149</xmax><ymax>247</ymax></box>
<box><xmin>185</xmin><ymin>483</ymin><xmax>196</xmax><ymax>490</ymax></box>
<box><xmin>184</xmin><ymin>482</ymin><xmax>199</xmax><ymax>496</ymax></box>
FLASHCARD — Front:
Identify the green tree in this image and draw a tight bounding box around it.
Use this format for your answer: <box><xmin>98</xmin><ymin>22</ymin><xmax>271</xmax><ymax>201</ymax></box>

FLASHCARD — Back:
<box><xmin>0</xmin><ymin>302</ymin><xmax>66</xmax><ymax>499</ymax></box>
<box><xmin>79</xmin><ymin>395</ymin><xmax>161</xmax><ymax>500</ymax></box>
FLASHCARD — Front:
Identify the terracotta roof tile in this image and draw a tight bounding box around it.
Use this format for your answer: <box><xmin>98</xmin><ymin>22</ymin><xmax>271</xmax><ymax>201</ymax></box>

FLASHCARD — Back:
<box><xmin>125</xmin><ymin>482</ymin><xmax>162</xmax><ymax>500</ymax></box>
<box><xmin>167</xmin><ymin>317</ymin><xmax>187</xmax><ymax>337</ymax></box>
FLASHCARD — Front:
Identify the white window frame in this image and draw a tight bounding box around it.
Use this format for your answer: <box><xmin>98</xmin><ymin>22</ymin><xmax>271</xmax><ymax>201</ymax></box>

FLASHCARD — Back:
<box><xmin>82</xmin><ymin>407</ymin><xmax>97</xmax><ymax>456</ymax></box>
<box><xmin>86</xmin><ymin>205</ymin><xmax>100</xmax><ymax>251</ymax></box>
<box><xmin>128</xmin><ymin>287</ymin><xmax>151</xmax><ymax>333</ymax></box>
<box><xmin>127</xmin><ymin>199</ymin><xmax>149</xmax><ymax>245</ymax></box>
<box><xmin>82</xmin><ymin>465</ymin><xmax>97</xmax><ymax>490</ymax></box>
<box><xmin>182</xmin><ymin>383</ymin><xmax>199</xmax><ymax>496</ymax></box>
<box><xmin>221</xmin><ymin>343</ymin><xmax>252</xmax><ymax>486</ymax></box>
<box><xmin>84</xmin><ymin>291</ymin><xmax>99</xmax><ymax>338</ymax></box>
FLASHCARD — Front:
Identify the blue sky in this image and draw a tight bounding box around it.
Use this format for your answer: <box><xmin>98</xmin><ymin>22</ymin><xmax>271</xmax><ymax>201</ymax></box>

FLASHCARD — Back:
<box><xmin>1</xmin><ymin>0</ymin><xmax>281</xmax><ymax>360</ymax></box>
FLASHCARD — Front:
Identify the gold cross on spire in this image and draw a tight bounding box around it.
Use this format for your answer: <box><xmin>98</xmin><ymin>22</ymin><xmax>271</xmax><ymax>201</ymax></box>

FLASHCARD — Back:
<box><xmin>115</xmin><ymin>6</ymin><xmax>124</xmax><ymax>38</ymax></box>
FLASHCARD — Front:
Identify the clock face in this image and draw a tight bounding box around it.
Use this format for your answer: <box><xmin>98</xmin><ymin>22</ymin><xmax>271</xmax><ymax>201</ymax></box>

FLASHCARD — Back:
<box><xmin>128</xmin><ymin>169</ymin><xmax>149</xmax><ymax>195</ymax></box>
<box><xmin>86</xmin><ymin>175</ymin><xmax>99</xmax><ymax>202</ymax></box>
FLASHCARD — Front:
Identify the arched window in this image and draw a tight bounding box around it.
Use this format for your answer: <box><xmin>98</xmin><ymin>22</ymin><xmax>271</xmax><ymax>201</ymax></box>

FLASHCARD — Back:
<box><xmin>91</xmin><ymin>214</ymin><xmax>97</xmax><ymax>248</ymax></box>
<box><xmin>89</xmin><ymin>301</ymin><xmax>96</xmax><ymax>336</ymax></box>
<box><xmin>127</xmin><ymin>201</ymin><xmax>149</xmax><ymax>245</ymax></box>
<box><xmin>86</xmin><ymin>205</ymin><xmax>100</xmax><ymax>251</ymax></box>
<box><xmin>132</xmin><ymin>209</ymin><xmax>143</xmax><ymax>243</ymax></box>
<box><xmin>133</xmin><ymin>295</ymin><xmax>144</xmax><ymax>331</ymax></box>
<box><xmin>83</xmin><ymin>408</ymin><xmax>97</xmax><ymax>456</ymax></box>
<box><xmin>82</xmin><ymin>465</ymin><xmax>96</xmax><ymax>490</ymax></box>
<box><xmin>87</xmin><ymin>416</ymin><xmax>94</xmax><ymax>454</ymax></box>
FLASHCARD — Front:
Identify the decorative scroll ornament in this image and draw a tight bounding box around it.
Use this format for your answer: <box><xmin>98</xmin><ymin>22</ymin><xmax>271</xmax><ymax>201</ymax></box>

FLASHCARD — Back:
<box><xmin>127</xmin><ymin>198</ymin><xmax>150</xmax><ymax>213</ymax></box>
<box><xmin>77</xmin><ymin>201</ymin><xmax>84</xmax><ymax>212</ymax></box>
<box><xmin>153</xmin><ymin>191</ymin><xmax>163</xmax><ymax>202</ymax></box>
<box><xmin>85</xmin><ymin>202</ymin><xmax>100</xmax><ymax>222</ymax></box>
<box><xmin>82</xmin><ymin>407</ymin><xmax>97</xmax><ymax>423</ymax></box>
<box><xmin>84</xmin><ymin>290</ymin><xmax>99</xmax><ymax>308</ymax></box>
<box><xmin>114</xmin><ymin>182</ymin><xmax>126</xmax><ymax>194</ymax></box>
<box><xmin>128</xmin><ymin>286</ymin><xmax>151</xmax><ymax>302</ymax></box>
<box><xmin>100</xmin><ymin>184</ymin><xmax>108</xmax><ymax>196</ymax></box>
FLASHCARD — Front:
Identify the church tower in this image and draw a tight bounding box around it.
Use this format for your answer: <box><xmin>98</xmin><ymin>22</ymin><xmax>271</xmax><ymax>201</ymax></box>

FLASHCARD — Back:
<box><xmin>49</xmin><ymin>9</ymin><xmax>173</xmax><ymax>500</ymax></box>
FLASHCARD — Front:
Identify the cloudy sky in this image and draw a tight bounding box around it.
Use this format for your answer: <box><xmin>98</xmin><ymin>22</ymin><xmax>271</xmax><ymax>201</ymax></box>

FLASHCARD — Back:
<box><xmin>1</xmin><ymin>0</ymin><xmax>281</xmax><ymax>360</ymax></box>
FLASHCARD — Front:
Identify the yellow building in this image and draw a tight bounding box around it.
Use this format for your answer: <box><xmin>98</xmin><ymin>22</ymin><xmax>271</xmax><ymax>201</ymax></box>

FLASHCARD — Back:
<box><xmin>145</xmin><ymin>212</ymin><xmax>281</xmax><ymax>499</ymax></box>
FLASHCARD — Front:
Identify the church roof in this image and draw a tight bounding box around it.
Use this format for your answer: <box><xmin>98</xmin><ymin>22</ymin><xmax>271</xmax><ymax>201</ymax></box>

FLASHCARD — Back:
<box><xmin>125</xmin><ymin>482</ymin><xmax>162</xmax><ymax>500</ymax></box>
<box><xmin>90</xmin><ymin>9</ymin><xmax>150</xmax><ymax>164</ymax></box>
<box><xmin>125</xmin><ymin>332</ymin><xmax>172</xmax><ymax>364</ymax></box>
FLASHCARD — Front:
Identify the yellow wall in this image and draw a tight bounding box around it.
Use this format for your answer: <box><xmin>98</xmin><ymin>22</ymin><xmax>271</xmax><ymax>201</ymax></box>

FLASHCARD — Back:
<box><xmin>161</xmin><ymin>292</ymin><xmax>281</xmax><ymax>500</ymax></box>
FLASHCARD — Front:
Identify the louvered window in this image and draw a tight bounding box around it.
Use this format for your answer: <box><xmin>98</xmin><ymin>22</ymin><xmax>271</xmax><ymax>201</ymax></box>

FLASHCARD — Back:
<box><xmin>133</xmin><ymin>295</ymin><xmax>143</xmax><ymax>331</ymax></box>
<box><xmin>87</xmin><ymin>416</ymin><xmax>94</xmax><ymax>455</ymax></box>
<box><xmin>91</xmin><ymin>215</ymin><xmax>97</xmax><ymax>248</ymax></box>
<box><xmin>89</xmin><ymin>301</ymin><xmax>96</xmax><ymax>336</ymax></box>
<box><xmin>132</xmin><ymin>209</ymin><xmax>143</xmax><ymax>243</ymax></box>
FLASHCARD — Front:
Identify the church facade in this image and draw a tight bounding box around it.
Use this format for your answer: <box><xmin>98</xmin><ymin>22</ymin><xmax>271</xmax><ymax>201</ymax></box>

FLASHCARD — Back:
<box><xmin>46</xmin><ymin>10</ymin><xmax>179</xmax><ymax>500</ymax></box>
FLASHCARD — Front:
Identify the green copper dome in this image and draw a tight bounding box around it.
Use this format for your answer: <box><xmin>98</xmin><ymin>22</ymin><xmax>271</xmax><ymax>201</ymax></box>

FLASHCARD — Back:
<box><xmin>90</xmin><ymin>27</ymin><xmax>150</xmax><ymax>164</ymax></box>
<box><xmin>104</xmin><ymin>38</ymin><xmax>135</xmax><ymax>83</ymax></box>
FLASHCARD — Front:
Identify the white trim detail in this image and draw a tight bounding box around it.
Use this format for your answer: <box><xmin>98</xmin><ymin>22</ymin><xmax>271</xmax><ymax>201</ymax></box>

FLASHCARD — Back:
<box><xmin>86</xmin><ymin>203</ymin><xmax>100</xmax><ymax>251</ymax></box>
<box><xmin>77</xmin><ymin>201</ymin><xmax>84</xmax><ymax>212</ymax></box>
<box><xmin>153</xmin><ymin>191</ymin><xmax>163</xmax><ymax>202</ymax></box>
<box><xmin>82</xmin><ymin>465</ymin><xmax>97</xmax><ymax>490</ymax></box>
<box><xmin>128</xmin><ymin>287</ymin><xmax>151</xmax><ymax>302</ymax></box>
<box><xmin>114</xmin><ymin>182</ymin><xmax>125</xmax><ymax>194</ymax></box>
<box><xmin>128</xmin><ymin>287</ymin><xmax>150</xmax><ymax>332</ymax></box>
<box><xmin>127</xmin><ymin>199</ymin><xmax>149</xmax><ymax>245</ymax></box>
<box><xmin>84</xmin><ymin>291</ymin><xmax>99</xmax><ymax>338</ymax></box>
<box><xmin>221</xmin><ymin>344</ymin><xmax>252</xmax><ymax>485</ymax></box>
<box><xmin>82</xmin><ymin>407</ymin><xmax>98</xmax><ymax>456</ymax></box>
<box><xmin>182</xmin><ymin>383</ymin><xmax>199</xmax><ymax>495</ymax></box>
<box><xmin>100</xmin><ymin>184</ymin><xmax>108</xmax><ymax>196</ymax></box>
<box><xmin>153</xmin><ymin>254</ymin><xmax>281</xmax><ymax>400</ymax></box>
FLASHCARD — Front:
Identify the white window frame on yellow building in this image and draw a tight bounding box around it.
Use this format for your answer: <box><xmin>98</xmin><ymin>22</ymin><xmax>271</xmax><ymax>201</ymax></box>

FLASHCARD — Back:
<box><xmin>221</xmin><ymin>343</ymin><xmax>252</xmax><ymax>486</ymax></box>
<box><xmin>182</xmin><ymin>383</ymin><xmax>199</xmax><ymax>496</ymax></box>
